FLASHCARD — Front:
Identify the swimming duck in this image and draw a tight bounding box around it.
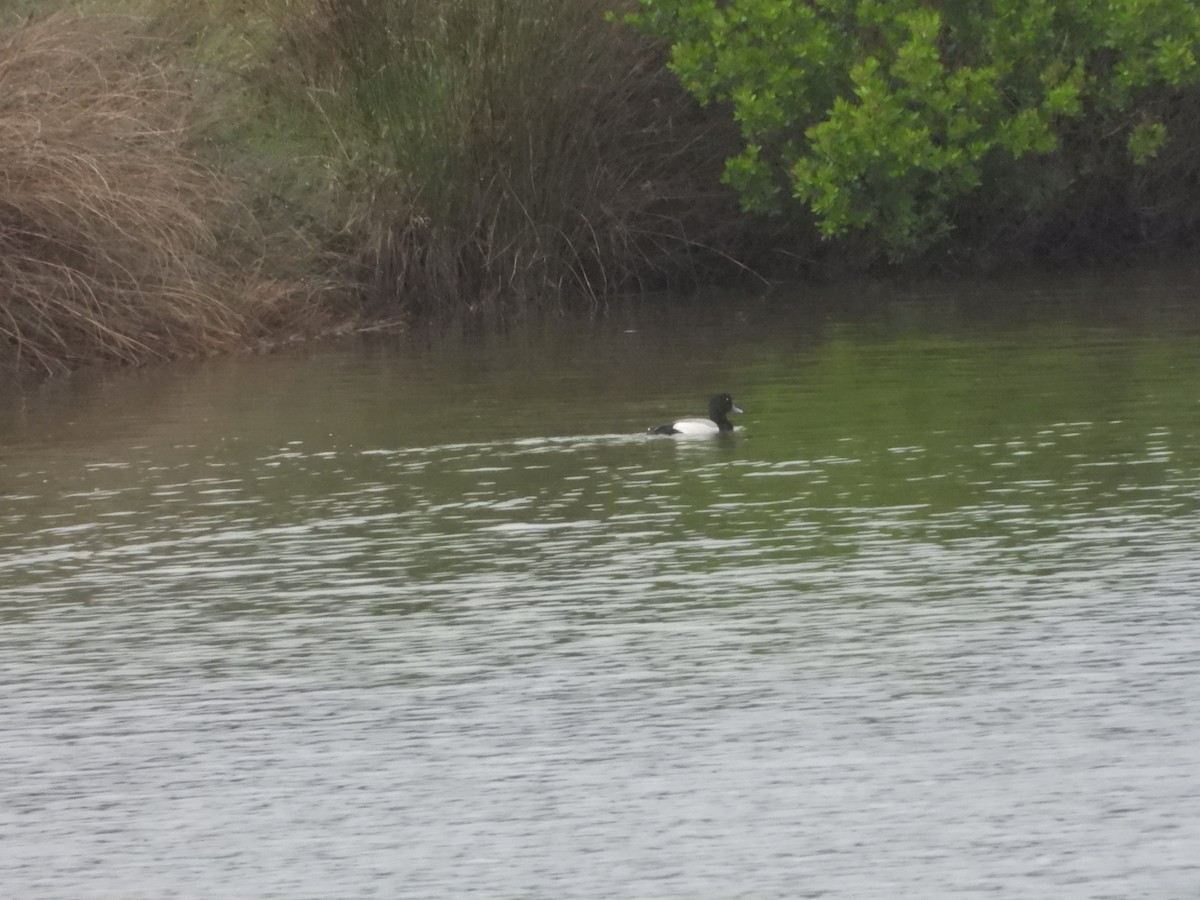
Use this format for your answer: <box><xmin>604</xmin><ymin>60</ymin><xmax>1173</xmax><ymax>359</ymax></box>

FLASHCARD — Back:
<box><xmin>650</xmin><ymin>393</ymin><xmax>742</xmax><ymax>436</ymax></box>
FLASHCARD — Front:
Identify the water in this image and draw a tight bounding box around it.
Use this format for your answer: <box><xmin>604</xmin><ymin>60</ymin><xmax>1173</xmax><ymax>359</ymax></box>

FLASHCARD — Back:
<box><xmin>3</xmin><ymin>272</ymin><xmax>1200</xmax><ymax>897</ymax></box>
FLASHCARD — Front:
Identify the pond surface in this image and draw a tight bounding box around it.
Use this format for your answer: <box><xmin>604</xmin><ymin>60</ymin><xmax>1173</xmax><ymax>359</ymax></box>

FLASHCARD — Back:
<box><xmin>3</xmin><ymin>270</ymin><xmax>1200</xmax><ymax>898</ymax></box>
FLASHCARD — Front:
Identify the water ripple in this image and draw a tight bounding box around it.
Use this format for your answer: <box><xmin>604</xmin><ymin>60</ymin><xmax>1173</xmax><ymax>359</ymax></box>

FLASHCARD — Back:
<box><xmin>6</xmin><ymin>317</ymin><xmax>1200</xmax><ymax>896</ymax></box>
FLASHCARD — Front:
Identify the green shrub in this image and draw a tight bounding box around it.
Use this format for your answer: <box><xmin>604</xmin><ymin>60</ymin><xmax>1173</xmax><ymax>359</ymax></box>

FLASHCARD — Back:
<box><xmin>632</xmin><ymin>0</ymin><xmax>1200</xmax><ymax>262</ymax></box>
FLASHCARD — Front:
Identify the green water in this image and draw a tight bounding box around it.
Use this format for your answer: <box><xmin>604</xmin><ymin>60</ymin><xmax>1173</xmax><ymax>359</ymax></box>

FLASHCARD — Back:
<box><xmin>2</xmin><ymin>270</ymin><xmax>1200</xmax><ymax>897</ymax></box>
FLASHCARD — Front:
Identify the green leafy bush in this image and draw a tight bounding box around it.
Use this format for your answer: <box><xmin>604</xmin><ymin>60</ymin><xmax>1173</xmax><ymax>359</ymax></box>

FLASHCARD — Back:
<box><xmin>632</xmin><ymin>0</ymin><xmax>1200</xmax><ymax>261</ymax></box>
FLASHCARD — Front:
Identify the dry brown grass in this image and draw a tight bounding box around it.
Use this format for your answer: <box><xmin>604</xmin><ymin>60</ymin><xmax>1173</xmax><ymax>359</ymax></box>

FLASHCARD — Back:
<box><xmin>0</xmin><ymin>12</ymin><xmax>342</xmax><ymax>376</ymax></box>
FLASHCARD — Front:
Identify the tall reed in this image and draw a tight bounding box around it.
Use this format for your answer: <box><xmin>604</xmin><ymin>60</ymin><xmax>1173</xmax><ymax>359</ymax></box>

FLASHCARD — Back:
<box><xmin>272</xmin><ymin>0</ymin><xmax>744</xmax><ymax>314</ymax></box>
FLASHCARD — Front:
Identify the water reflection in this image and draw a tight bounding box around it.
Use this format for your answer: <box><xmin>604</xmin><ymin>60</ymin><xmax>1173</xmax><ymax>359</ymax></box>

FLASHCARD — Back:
<box><xmin>3</xmin><ymin>271</ymin><xmax>1200</xmax><ymax>896</ymax></box>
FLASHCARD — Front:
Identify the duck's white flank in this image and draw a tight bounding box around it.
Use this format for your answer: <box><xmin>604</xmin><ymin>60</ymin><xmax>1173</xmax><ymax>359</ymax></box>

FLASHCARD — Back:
<box><xmin>668</xmin><ymin>418</ymin><xmax>721</xmax><ymax>435</ymax></box>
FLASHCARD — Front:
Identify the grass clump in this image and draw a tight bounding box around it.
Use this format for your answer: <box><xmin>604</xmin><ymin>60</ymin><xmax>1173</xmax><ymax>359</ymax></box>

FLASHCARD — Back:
<box><xmin>0</xmin><ymin>12</ymin><xmax>339</xmax><ymax>375</ymax></box>
<box><xmin>261</xmin><ymin>0</ymin><xmax>745</xmax><ymax>315</ymax></box>
<box><xmin>0</xmin><ymin>0</ymin><xmax>751</xmax><ymax>375</ymax></box>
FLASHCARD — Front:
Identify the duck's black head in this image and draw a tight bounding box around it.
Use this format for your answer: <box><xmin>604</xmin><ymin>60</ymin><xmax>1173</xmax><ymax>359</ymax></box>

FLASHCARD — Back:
<box><xmin>708</xmin><ymin>393</ymin><xmax>743</xmax><ymax>431</ymax></box>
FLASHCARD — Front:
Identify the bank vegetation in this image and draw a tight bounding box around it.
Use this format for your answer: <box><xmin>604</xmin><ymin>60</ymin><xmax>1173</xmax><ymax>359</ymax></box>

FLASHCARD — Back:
<box><xmin>3</xmin><ymin>0</ymin><xmax>1200</xmax><ymax>376</ymax></box>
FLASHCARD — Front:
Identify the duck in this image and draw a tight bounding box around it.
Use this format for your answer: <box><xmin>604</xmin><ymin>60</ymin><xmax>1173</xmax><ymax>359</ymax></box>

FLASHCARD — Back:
<box><xmin>650</xmin><ymin>393</ymin><xmax>743</xmax><ymax>436</ymax></box>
